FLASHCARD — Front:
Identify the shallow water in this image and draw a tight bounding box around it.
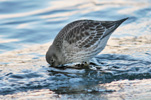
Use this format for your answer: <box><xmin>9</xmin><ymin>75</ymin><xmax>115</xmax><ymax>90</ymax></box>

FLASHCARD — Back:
<box><xmin>0</xmin><ymin>54</ymin><xmax>151</xmax><ymax>99</ymax></box>
<box><xmin>0</xmin><ymin>0</ymin><xmax>151</xmax><ymax>100</ymax></box>
<box><xmin>0</xmin><ymin>0</ymin><xmax>151</xmax><ymax>53</ymax></box>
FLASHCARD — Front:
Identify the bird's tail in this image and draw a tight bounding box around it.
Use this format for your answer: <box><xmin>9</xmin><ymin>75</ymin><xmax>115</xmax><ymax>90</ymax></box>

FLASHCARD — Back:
<box><xmin>116</xmin><ymin>17</ymin><xmax>129</xmax><ymax>26</ymax></box>
<box><xmin>101</xmin><ymin>17</ymin><xmax>128</xmax><ymax>39</ymax></box>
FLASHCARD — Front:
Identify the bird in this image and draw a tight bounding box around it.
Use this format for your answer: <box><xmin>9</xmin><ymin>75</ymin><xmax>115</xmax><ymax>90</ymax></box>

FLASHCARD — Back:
<box><xmin>46</xmin><ymin>18</ymin><xmax>128</xmax><ymax>67</ymax></box>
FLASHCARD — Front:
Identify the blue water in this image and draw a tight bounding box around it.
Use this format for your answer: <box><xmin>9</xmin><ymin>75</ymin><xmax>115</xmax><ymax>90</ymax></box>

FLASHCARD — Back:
<box><xmin>0</xmin><ymin>54</ymin><xmax>151</xmax><ymax>96</ymax></box>
<box><xmin>0</xmin><ymin>0</ymin><xmax>151</xmax><ymax>99</ymax></box>
<box><xmin>0</xmin><ymin>0</ymin><xmax>151</xmax><ymax>53</ymax></box>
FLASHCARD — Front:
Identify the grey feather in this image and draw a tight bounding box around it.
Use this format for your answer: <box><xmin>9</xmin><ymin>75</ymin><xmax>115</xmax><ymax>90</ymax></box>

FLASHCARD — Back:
<box><xmin>46</xmin><ymin>18</ymin><xmax>128</xmax><ymax>66</ymax></box>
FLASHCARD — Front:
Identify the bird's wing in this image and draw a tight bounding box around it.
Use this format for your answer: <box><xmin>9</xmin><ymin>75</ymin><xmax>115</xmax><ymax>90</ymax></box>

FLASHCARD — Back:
<box><xmin>53</xmin><ymin>18</ymin><xmax>128</xmax><ymax>50</ymax></box>
<box><xmin>64</xmin><ymin>20</ymin><xmax>117</xmax><ymax>48</ymax></box>
<box><xmin>53</xmin><ymin>20</ymin><xmax>83</xmax><ymax>49</ymax></box>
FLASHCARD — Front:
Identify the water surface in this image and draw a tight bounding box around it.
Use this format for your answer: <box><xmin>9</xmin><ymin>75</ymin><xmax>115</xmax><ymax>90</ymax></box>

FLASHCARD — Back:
<box><xmin>0</xmin><ymin>0</ymin><xmax>151</xmax><ymax>100</ymax></box>
<box><xmin>0</xmin><ymin>0</ymin><xmax>151</xmax><ymax>53</ymax></box>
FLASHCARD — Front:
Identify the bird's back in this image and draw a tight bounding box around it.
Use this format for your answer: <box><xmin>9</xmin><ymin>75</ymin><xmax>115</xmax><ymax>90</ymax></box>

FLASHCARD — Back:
<box><xmin>53</xmin><ymin>18</ymin><xmax>128</xmax><ymax>64</ymax></box>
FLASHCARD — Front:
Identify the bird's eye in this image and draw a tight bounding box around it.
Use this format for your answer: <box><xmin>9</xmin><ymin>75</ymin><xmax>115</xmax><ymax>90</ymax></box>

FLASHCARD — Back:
<box><xmin>50</xmin><ymin>58</ymin><xmax>55</xmax><ymax>66</ymax></box>
<box><xmin>51</xmin><ymin>59</ymin><xmax>54</xmax><ymax>62</ymax></box>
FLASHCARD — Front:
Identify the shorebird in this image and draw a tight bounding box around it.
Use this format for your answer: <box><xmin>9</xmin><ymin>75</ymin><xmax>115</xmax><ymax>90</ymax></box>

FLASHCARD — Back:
<box><xmin>46</xmin><ymin>18</ymin><xmax>128</xmax><ymax>67</ymax></box>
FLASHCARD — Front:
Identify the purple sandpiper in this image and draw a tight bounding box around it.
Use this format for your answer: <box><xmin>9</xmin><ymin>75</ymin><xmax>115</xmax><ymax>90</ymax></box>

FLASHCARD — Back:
<box><xmin>46</xmin><ymin>18</ymin><xmax>128</xmax><ymax>67</ymax></box>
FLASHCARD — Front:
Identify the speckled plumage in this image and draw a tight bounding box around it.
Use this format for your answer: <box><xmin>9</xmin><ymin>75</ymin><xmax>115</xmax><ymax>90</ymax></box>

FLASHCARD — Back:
<box><xmin>46</xmin><ymin>18</ymin><xmax>128</xmax><ymax>66</ymax></box>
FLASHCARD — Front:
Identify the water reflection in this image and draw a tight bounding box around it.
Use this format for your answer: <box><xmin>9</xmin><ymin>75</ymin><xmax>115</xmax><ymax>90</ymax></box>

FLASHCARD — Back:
<box><xmin>1</xmin><ymin>53</ymin><xmax>151</xmax><ymax>96</ymax></box>
<box><xmin>0</xmin><ymin>0</ymin><xmax>151</xmax><ymax>99</ymax></box>
<box><xmin>0</xmin><ymin>0</ymin><xmax>151</xmax><ymax>53</ymax></box>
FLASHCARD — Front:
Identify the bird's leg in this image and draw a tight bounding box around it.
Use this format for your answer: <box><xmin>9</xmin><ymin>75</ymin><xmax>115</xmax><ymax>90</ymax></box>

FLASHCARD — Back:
<box><xmin>82</xmin><ymin>61</ymin><xmax>89</xmax><ymax>66</ymax></box>
<box><xmin>81</xmin><ymin>61</ymin><xmax>89</xmax><ymax>68</ymax></box>
<box><xmin>71</xmin><ymin>61</ymin><xmax>88</xmax><ymax>69</ymax></box>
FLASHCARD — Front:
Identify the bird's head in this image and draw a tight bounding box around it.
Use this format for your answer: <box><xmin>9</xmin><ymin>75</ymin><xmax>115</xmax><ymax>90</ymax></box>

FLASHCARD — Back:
<box><xmin>46</xmin><ymin>45</ymin><xmax>62</xmax><ymax>67</ymax></box>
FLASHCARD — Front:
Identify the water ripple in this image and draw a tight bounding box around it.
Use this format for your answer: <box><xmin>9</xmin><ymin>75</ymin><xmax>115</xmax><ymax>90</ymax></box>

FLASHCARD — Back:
<box><xmin>0</xmin><ymin>0</ymin><xmax>151</xmax><ymax>53</ymax></box>
<box><xmin>0</xmin><ymin>53</ymin><xmax>151</xmax><ymax>95</ymax></box>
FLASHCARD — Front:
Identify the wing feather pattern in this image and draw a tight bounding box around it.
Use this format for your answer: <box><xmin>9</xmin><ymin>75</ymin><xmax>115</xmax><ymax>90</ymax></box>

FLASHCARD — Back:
<box><xmin>64</xmin><ymin>20</ymin><xmax>116</xmax><ymax>48</ymax></box>
<box><xmin>53</xmin><ymin>18</ymin><xmax>127</xmax><ymax>50</ymax></box>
